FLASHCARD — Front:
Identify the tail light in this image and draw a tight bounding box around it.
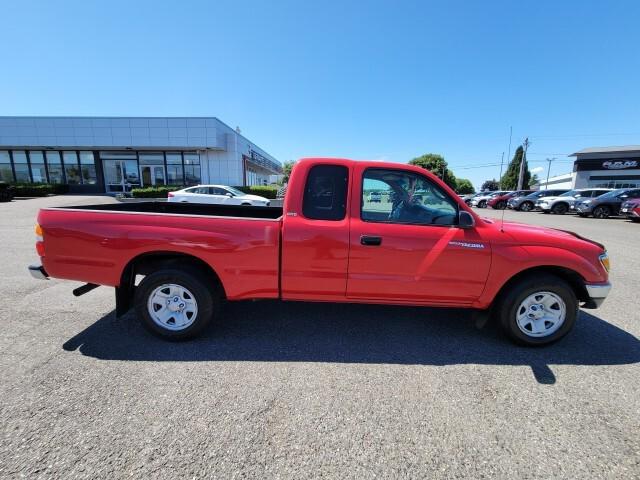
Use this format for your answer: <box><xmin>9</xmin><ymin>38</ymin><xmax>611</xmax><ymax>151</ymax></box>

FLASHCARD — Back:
<box><xmin>35</xmin><ymin>223</ymin><xmax>45</xmax><ymax>257</ymax></box>
<box><xmin>168</xmin><ymin>192</ymin><xmax>175</xmax><ymax>198</ymax></box>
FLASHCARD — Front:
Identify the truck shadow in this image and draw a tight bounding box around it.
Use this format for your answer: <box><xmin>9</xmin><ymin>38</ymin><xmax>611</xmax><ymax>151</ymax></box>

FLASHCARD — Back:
<box><xmin>63</xmin><ymin>301</ymin><xmax>640</xmax><ymax>385</ymax></box>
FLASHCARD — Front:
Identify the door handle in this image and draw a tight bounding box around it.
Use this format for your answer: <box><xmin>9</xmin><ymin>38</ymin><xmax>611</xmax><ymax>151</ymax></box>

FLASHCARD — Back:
<box><xmin>360</xmin><ymin>235</ymin><xmax>382</xmax><ymax>246</ymax></box>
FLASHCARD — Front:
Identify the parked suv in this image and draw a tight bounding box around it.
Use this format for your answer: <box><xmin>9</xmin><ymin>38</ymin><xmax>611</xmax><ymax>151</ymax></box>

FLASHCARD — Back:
<box><xmin>576</xmin><ymin>188</ymin><xmax>640</xmax><ymax>218</ymax></box>
<box><xmin>508</xmin><ymin>189</ymin><xmax>570</xmax><ymax>211</ymax></box>
<box><xmin>488</xmin><ymin>190</ymin><xmax>533</xmax><ymax>210</ymax></box>
<box><xmin>621</xmin><ymin>198</ymin><xmax>640</xmax><ymax>222</ymax></box>
<box><xmin>470</xmin><ymin>191</ymin><xmax>510</xmax><ymax>208</ymax></box>
<box><xmin>536</xmin><ymin>188</ymin><xmax>611</xmax><ymax>215</ymax></box>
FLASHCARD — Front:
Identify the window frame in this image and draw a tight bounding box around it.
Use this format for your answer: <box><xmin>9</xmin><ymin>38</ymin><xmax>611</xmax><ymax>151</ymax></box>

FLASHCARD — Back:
<box><xmin>360</xmin><ymin>167</ymin><xmax>459</xmax><ymax>227</ymax></box>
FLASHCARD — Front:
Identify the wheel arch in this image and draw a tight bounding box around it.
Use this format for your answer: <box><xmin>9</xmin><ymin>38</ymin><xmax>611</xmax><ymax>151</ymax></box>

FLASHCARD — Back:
<box><xmin>116</xmin><ymin>251</ymin><xmax>226</xmax><ymax>317</ymax></box>
<box><xmin>491</xmin><ymin>265</ymin><xmax>589</xmax><ymax>309</ymax></box>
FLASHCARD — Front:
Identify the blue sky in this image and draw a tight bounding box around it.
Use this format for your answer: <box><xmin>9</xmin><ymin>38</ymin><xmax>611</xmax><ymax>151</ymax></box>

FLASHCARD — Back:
<box><xmin>1</xmin><ymin>0</ymin><xmax>639</xmax><ymax>188</ymax></box>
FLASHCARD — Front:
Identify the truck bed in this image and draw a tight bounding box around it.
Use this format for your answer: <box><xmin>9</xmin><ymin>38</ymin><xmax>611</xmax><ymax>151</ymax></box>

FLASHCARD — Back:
<box><xmin>38</xmin><ymin>202</ymin><xmax>282</xmax><ymax>300</ymax></box>
<box><xmin>57</xmin><ymin>201</ymin><xmax>283</xmax><ymax>219</ymax></box>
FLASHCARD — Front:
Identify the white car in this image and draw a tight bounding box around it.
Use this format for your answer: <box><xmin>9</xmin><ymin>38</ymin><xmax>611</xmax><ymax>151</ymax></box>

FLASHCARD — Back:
<box><xmin>535</xmin><ymin>188</ymin><xmax>612</xmax><ymax>214</ymax></box>
<box><xmin>168</xmin><ymin>185</ymin><xmax>271</xmax><ymax>206</ymax></box>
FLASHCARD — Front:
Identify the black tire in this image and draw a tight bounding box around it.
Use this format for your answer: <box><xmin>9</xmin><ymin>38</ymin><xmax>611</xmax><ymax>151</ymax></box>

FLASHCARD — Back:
<box><xmin>519</xmin><ymin>201</ymin><xmax>534</xmax><ymax>212</ymax></box>
<box><xmin>134</xmin><ymin>267</ymin><xmax>218</xmax><ymax>340</ymax></box>
<box><xmin>552</xmin><ymin>203</ymin><xmax>569</xmax><ymax>215</ymax></box>
<box><xmin>494</xmin><ymin>201</ymin><xmax>506</xmax><ymax>210</ymax></box>
<box><xmin>496</xmin><ymin>273</ymin><xmax>578</xmax><ymax>346</ymax></box>
<box><xmin>631</xmin><ymin>218</ymin><xmax>640</xmax><ymax>223</ymax></box>
<box><xmin>478</xmin><ymin>200</ymin><xmax>487</xmax><ymax>208</ymax></box>
<box><xmin>592</xmin><ymin>205</ymin><xmax>610</xmax><ymax>219</ymax></box>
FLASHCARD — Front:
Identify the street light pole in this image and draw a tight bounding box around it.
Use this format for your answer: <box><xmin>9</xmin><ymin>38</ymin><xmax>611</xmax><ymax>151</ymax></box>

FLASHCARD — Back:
<box><xmin>545</xmin><ymin>157</ymin><xmax>556</xmax><ymax>190</ymax></box>
<box><xmin>517</xmin><ymin>137</ymin><xmax>529</xmax><ymax>190</ymax></box>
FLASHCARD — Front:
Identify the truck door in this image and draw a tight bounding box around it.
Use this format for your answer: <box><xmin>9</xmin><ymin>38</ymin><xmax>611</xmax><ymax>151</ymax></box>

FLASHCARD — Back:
<box><xmin>281</xmin><ymin>162</ymin><xmax>351</xmax><ymax>300</ymax></box>
<box><xmin>346</xmin><ymin>165</ymin><xmax>491</xmax><ymax>305</ymax></box>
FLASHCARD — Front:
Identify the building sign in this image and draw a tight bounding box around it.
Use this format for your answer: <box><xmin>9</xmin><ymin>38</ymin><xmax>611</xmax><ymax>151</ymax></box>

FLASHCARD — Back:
<box><xmin>602</xmin><ymin>160</ymin><xmax>638</xmax><ymax>169</ymax></box>
<box><xmin>575</xmin><ymin>157</ymin><xmax>640</xmax><ymax>171</ymax></box>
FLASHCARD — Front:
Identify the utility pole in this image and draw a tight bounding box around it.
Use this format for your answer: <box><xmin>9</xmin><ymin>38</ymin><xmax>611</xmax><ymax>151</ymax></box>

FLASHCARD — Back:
<box><xmin>506</xmin><ymin>126</ymin><xmax>512</xmax><ymax>171</ymax></box>
<box><xmin>545</xmin><ymin>157</ymin><xmax>556</xmax><ymax>190</ymax></box>
<box><xmin>498</xmin><ymin>152</ymin><xmax>505</xmax><ymax>189</ymax></box>
<box><xmin>517</xmin><ymin>137</ymin><xmax>530</xmax><ymax>190</ymax></box>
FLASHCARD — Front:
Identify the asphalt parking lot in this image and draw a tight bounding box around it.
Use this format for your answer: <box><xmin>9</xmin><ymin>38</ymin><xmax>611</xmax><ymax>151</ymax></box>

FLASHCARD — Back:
<box><xmin>1</xmin><ymin>196</ymin><xmax>638</xmax><ymax>479</ymax></box>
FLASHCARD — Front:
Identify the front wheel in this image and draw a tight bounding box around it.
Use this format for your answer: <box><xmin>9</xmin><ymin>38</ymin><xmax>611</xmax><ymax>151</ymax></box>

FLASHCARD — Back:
<box><xmin>592</xmin><ymin>205</ymin><xmax>610</xmax><ymax>219</ymax></box>
<box><xmin>496</xmin><ymin>274</ymin><xmax>578</xmax><ymax>346</ymax></box>
<box><xmin>134</xmin><ymin>267</ymin><xmax>218</xmax><ymax>340</ymax></box>
<box><xmin>552</xmin><ymin>203</ymin><xmax>569</xmax><ymax>215</ymax></box>
<box><xmin>519</xmin><ymin>201</ymin><xmax>534</xmax><ymax>212</ymax></box>
<box><xmin>478</xmin><ymin>200</ymin><xmax>487</xmax><ymax>208</ymax></box>
<box><xmin>494</xmin><ymin>201</ymin><xmax>506</xmax><ymax>210</ymax></box>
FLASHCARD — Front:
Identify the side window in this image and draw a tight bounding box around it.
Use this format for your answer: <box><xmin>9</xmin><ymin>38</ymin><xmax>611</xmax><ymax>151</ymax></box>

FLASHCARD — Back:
<box><xmin>302</xmin><ymin>165</ymin><xmax>348</xmax><ymax>220</ymax></box>
<box><xmin>210</xmin><ymin>187</ymin><xmax>226</xmax><ymax>195</ymax></box>
<box><xmin>361</xmin><ymin>168</ymin><xmax>457</xmax><ymax>226</ymax></box>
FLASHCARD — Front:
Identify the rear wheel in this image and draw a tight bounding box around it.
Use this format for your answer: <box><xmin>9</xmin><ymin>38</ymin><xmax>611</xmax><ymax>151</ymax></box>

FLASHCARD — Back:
<box><xmin>134</xmin><ymin>267</ymin><xmax>218</xmax><ymax>340</ymax></box>
<box><xmin>495</xmin><ymin>200</ymin><xmax>506</xmax><ymax>210</ymax></box>
<box><xmin>497</xmin><ymin>274</ymin><xmax>578</xmax><ymax>346</ymax></box>
<box><xmin>552</xmin><ymin>203</ymin><xmax>569</xmax><ymax>215</ymax></box>
<box><xmin>478</xmin><ymin>200</ymin><xmax>487</xmax><ymax>208</ymax></box>
<box><xmin>592</xmin><ymin>205</ymin><xmax>610</xmax><ymax>219</ymax></box>
<box><xmin>519</xmin><ymin>201</ymin><xmax>534</xmax><ymax>212</ymax></box>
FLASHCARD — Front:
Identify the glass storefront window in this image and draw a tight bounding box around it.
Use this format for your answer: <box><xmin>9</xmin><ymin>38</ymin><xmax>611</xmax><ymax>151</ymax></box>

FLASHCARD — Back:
<box><xmin>12</xmin><ymin>151</ymin><xmax>30</xmax><ymax>182</ymax></box>
<box><xmin>0</xmin><ymin>151</ymin><xmax>13</xmax><ymax>182</ymax></box>
<box><xmin>29</xmin><ymin>152</ymin><xmax>47</xmax><ymax>183</ymax></box>
<box><xmin>79</xmin><ymin>151</ymin><xmax>97</xmax><ymax>184</ymax></box>
<box><xmin>166</xmin><ymin>153</ymin><xmax>183</xmax><ymax>184</ymax></box>
<box><xmin>46</xmin><ymin>151</ymin><xmax>64</xmax><ymax>184</ymax></box>
<box><xmin>63</xmin><ymin>151</ymin><xmax>81</xmax><ymax>184</ymax></box>
<box><xmin>183</xmin><ymin>153</ymin><xmax>201</xmax><ymax>185</ymax></box>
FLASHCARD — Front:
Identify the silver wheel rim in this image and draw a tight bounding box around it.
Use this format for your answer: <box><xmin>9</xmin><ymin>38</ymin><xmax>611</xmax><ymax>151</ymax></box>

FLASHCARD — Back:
<box><xmin>147</xmin><ymin>283</ymin><xmax>198</xmax><ymax>331</ymax></box>
<box><xmin>516</xmin><ymin>291</ymin><xmax>566</xmax><ymax>338</ymax></box>
<box><xmin>521</xmin><ymin>202</ymin><xmax>532</xmax><ymax>211</ymax></box>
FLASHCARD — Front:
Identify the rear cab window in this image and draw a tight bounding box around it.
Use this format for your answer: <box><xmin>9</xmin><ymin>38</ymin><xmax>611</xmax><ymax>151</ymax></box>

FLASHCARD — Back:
<box><xmin>302</xmin><ymin>165</ymin><xmax>349</xmax><ymax>220</ymax></box>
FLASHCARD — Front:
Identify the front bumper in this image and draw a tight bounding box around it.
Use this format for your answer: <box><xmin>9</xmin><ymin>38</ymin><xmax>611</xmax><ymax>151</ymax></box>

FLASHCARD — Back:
<box><xmin>28</xmin><ymin>264</ymin><xmax>49</xmax><ymax>280</ymax></box>
<box><xmin>582</xmin><ymin>282</ymin><xmax>612</xmax><ymax>309</ymax></box>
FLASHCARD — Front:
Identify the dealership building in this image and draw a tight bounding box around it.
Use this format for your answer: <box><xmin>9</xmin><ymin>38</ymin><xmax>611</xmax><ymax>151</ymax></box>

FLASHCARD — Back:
<box><xmin>0</xmin><ymin>116</ymin><xmax>282</xmax><ymax>194</ymax></box>
<box><xmin>535</xmin><ymin>145</ymin><xmax>640</xmax><ymax>190</ymax></box>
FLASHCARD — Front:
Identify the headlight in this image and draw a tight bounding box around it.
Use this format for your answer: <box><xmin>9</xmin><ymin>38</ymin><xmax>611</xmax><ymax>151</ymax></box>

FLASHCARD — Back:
<box><xmin>599</xmin><ymin>252</ymin><xmax>610</xmax><ymax>272</ymax></box>
<box><xmin>582</xmin><ymin>200</ymin><xmax>592</xmax><ymax>204</ymax></box>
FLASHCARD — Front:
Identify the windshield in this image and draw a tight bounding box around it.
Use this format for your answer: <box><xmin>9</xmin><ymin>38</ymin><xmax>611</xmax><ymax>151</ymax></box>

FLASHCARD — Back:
<box><xmin>560</xmin><ymin>190</ymin><xmax>579</xmax><ymax>197</ymax></box>
<box><xmin>598</xmin><ymin>188</ymin><xmax>627</xmax><ymax>199</ymax></box>
<box><xmin>225</xmin><ymin>186</ymin><xmax>246</xmax><ymax>196</ymax></box>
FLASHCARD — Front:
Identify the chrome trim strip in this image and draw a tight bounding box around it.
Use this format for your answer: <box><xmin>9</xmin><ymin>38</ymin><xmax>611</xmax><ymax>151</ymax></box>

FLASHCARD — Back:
<box><xmin>585</xmin><ymin>282</ymin><xmax>611</xmax><ymax>299</ymax></box>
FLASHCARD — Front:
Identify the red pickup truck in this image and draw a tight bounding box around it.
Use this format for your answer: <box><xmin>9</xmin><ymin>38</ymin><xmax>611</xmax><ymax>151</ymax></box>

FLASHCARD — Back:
<box><xmin>29</xmin><ymin>158</ymin><xmax>611</xmax><ymax>346</ymax></box>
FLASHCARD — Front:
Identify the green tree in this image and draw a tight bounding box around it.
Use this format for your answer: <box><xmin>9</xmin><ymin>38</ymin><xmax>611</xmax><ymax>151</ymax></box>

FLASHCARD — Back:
<box><xmin>500</xmin><ymin>146</ymin><xmax>532</xmax><ymax>189</ymax></box>
<box><xmin>454</xmin><ymin>178</ymin><xmax>475</xmax><ymax>194</ymax></box>
<box><xmin>282</xmin><ymin>161</ymin><xmax>295</xmax><ymax>183</ymax></box>
<box><xmin>481</xmin><ymin>179</ymin><xmax>500</xmax><ymax>191</ymax></box>
<box><xmin>408</xmin><ymin>153</ymin><xmax>457</xmax><ymax>190</ymax></box>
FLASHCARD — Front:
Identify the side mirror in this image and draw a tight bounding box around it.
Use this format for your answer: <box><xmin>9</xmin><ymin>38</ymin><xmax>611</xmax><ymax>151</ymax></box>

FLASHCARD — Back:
<box><xmin>458</xmin><ymin>211</ymin><xmax>475</xmax><ymax>229</ymax></box>
<box><xmin>225</xmin><ymin>192</ymin><xmax>234</xmax><ymax>197</ymax></box>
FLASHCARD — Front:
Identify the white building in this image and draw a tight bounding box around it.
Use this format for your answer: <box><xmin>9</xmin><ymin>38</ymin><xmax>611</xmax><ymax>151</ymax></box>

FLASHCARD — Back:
<box><xmin>534</xmin><ymin>145</ymin><xmax>640</xmax><ymax>190</ymax></box>
<box><xmin>0</xmin><ymin>116</ymin><xmax>281</xmax><ymax>194</ymax></box>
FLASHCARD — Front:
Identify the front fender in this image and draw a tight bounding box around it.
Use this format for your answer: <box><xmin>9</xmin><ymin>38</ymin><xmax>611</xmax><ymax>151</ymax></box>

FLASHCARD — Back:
<box><xmin>475</xmin><ymin>244</ymin><xmax>606</xmax><ymax>309</ymax></box>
